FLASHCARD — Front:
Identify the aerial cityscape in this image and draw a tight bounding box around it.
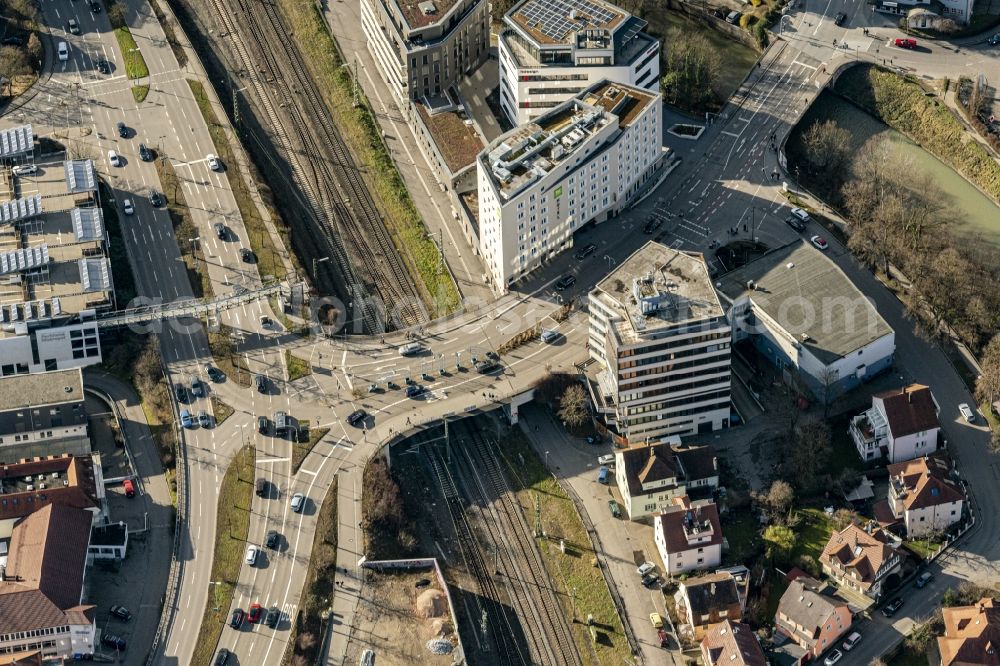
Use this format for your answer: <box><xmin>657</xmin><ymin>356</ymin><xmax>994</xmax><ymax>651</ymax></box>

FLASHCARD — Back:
<box><xmin>1</xmin><ymin>0</ymin><xmax>1000</xmax><ymax>663</ymax></box>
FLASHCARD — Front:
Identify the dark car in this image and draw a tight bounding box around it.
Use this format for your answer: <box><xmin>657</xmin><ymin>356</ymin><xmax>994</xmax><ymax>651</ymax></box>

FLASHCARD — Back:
<box><xmin>230</xmin><ymin>608</ymin><xmax>245</xmax><ymax>628</ymax></box>
<box><xmin>116</xmin><ymin>121</ymin><xmax>128</xmax><ymax>138</ymax></box>
<box><xmin>643</xmin><ymin>218</ymin><xmax>662</xmax><ymax>234</ymax></box>
<box><xmin>248</xmin><ymin>603</ymin><xmax>263</xmax><ymax>623</ymax></box>
<box><xmin>915</xmin><ymin>571</ymin><xmax>934</xmax><ymax>588</ymax></box>
<box><xmin>96</xmin><ymin>59</ymin><xmax>111</xmax><ymax>74</ymax></box>
<box><xmin>240</xmin><ymin>247</ymin><xmax>255</xmax><ymax>263</ymax></box>
<box><xmin>265</xmin><ymin>530</ymin><xmax>279</xmax><ymax>549</ymax></box>
<box><xmin>214</xmin><ymin>222</ymin><xmax>227</xmax><ymax>240</ymax></box>
<box><xmin>1</xmin><ymin>36</ymin><xmax>24</xmax><ymax>46</ymax></box>
<box><xmin>138</xmin><ymin>143</ymin><xmax>153</xmax><ymax>162</ymax></box>
<box><xmin>265</xmin><ymin>606</ymin><xmax>281</xmax><ymax>628</ymax></box>
<box><xmin>642</xmin><ymin>573</ymin><xmax>660</xmax><ymax>588</ymax></box>
<box><xmin>882</xmin><ymin>598</ymin><xmax>904</xmax><ymax>617</ymax></box>
<box><xmin>110</xmin><ymin>605</ymin><xmax>132</xmax><ymax>621</ymax></box>
<box><xmin>406</xmin><ymin>384</ymin><xmax>424</xmax><ymax>398</ymax></box>
<box><xmin>257</xmin><ymin>415</ymin><xmax>269</xmax><ymax>434</ymax></box>
<box><xmin>102</xmin><ymin>634</ymin><xmax>127</xmax><ymax>651</ymax></box>
<box><xmin>347</xmin><ymin>409</ymin><xmax>367</xmax><ymax>427</ymax></box>
<box><xmin>206</xmin><ymin>365</ymin><xmax>224</xmax><ymax>382</ymax></box>
<box><xmin>574</xmin><ymin>243</ymin><xmax>597</xmax><ymax>260</ymax></box>
<box><xmin>175</xmin><ymin>385</ymin><xmax>188</xmax><ymax>403</ymax></box>
<box><xmin>785</xmin><ymin>215</ymin><xmax>806</xmax><ymax>232</ymax></box>
<box><xmin>91</xmin><ymin>1</ymin><xmax>103</xmax><ymax>12</ymax></box>
<box><xmin>215</xmin><ymin>648</ymin><xmax>230</xmax><ymax>665</ymax></box>
<box><xmin>834</xmin><ymin>11</ymin><xmax>846</xmax><ymax>25</ymax></box>
<box><xmin>255</xmin><ymin>477</ymin><xmax>268</xmax><ymax>497</ymax></box>
<box><xmin>554</xmin><ymin>275</ymin><xmax>576</xmax><ymax>290</ymax></box>
<box><xmin>476</xmin><ymin>360</ymin><xmax>500</xmax><ymax>375</ymax></box>
<box><xmin>255</xmin><ymin>374</ymin><xmax>267</xmax><ymax>393</ymax></box>
<box><xmin>150</xmin><ymin>191</ymin><xmax>163</xmax><ymax>207</ymax></box>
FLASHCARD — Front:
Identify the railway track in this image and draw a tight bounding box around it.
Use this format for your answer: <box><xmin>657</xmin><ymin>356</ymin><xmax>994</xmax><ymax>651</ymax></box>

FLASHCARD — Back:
<box><xmin>426</xmin><ymin>445</ymin><xmax>528</xmax><ymax>665</ymax></box>
<box><xmin>453</xmin><ymin>423</ymin><xmax>584</xmax><ymax>666</ymax></box>
<box><xmin>204</xmin><ymin>0</ymin><xmax>425</xmax><ymax>329</ymax></box>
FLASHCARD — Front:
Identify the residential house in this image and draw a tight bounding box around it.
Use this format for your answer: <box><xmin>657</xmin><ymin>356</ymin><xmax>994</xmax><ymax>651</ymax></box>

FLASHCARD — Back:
<box><xmin>849</xmin><ymin>384</ymin><xmax>940</xmax><ymax>463</ymax></box>
<box><xmin>653</xmin><ymin>496</ymin><xmax>723</xmax><ymax>575</ymax></box>
<box><xmin>938</xmin><ymin>597</ymin><xmax>1000</xmax><ymax>666</ymax></box>
<box><xmin>701</xmin><ymin>620</ymin><xmax>767</xmax><ymax>666</ymax></box>
<box><xmin>774</xmin><ymin>576</ymin><xmax>852</xmax><ymax>660</ymax></box>
<box><xmin>675</xmin><ymin>572</ymin><xmax>743</xmax><ymax>639</ymax></box>
<box><xmin>883</xmin><ymin>456</ymin><xmax>965</xmax><ymax>538</ymax></box>
<box><xmin>821</xmin><ymin>523</ymin><xmax>902</xmax><ymax>600</ymax></box>
<box><xmin>614</xmin><ymin>442</ymin><xmax>718</xmax><ymax>521</ymax></box>
<box><xmin>0</xmin><ymin>454</ymin><xmax>104</xmax><ymax>538</ymax></box>
<box><xmin>0</xmin><ymin>504</ymin><xmax>96</xmax><ymax>660</ymax></box>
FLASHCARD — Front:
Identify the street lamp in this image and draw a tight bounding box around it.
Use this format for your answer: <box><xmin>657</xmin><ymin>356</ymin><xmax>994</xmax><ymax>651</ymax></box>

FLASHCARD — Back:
<box><xmin>312</xmin><ymin>256</ymin><xmax>330</xmax><ymax>283</ymax></box>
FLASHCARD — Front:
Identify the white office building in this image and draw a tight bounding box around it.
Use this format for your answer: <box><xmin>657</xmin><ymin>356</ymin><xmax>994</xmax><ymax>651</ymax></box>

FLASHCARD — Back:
<box><xmin>477</xmin><ymin>80</ymin><xmax>664</xmax><ymax>291</ymax></box>
<box><xmin>588</xmin><ymin>242</ymin><xmax>732</xmax><ymax>443</ymax></box>
<box><xmin>498</xmin><ymin>0</ymin><xmax>660</xmax><ymax>126</ymax></box>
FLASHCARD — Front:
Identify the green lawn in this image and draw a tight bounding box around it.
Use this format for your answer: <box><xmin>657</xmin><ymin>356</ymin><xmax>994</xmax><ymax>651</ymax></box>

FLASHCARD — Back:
<box><xmin>791</xmin><ymin>508</ymin><xmax>835</xmax><ymax>562</ymax></box>
<box><xmin>131</xmin><ymin>84</ymin><xmax>149</xmax><ymax>103</ymax></box>
<box><xmin>113</xmin><ymin>27</ymin><xmax>149</xmax><ymax>79</ymax></box>
<box><xmin>211</xmin><ymin>396</ymin><xmax>234</xmax><ymax>425</ymax></box>
<box><xmin>722</xmin><ymin>509</ymin><xmax>762</xmax><ymax>565</ymax></box>
<box><xmin>190</xmin><ymin>445</ymin><xmax>255</xmax><ymax>666</ymax></box>
<box><xmin>906</xmin><ymin>538</ymin><xmax>943</xmax><ymax>561</ymax></box>
<box><xmin>285</xmin><ymin>350</ymin><xmax>312</xmax><ymax>381</ymax></box>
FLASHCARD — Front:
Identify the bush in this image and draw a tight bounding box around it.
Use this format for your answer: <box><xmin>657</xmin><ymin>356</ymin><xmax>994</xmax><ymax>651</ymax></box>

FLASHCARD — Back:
<box><xmin>362</xmin><ymin>457</ymin><xmax>417</xmax><ymax>558</ymax></box>
<box><xmin>739</xmin><ymin>13</ymin><xmax>755</xmax><ymax>29</ymax></box>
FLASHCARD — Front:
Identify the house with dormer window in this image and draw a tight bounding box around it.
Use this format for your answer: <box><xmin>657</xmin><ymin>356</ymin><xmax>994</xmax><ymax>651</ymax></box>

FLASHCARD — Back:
<box><xmin>820</xmin><ymin>523</ymin><xmax>902</xmax><ymax>600</ymax></box>
<box><xmin>614</xmin><ymin>442</ymin><xmax>718</xmax><ymax>521</ymax></box>
<box><xmin>883</xmin><ymin>456</ymin><xmax>965</xmax><ymax>538</ymax></box>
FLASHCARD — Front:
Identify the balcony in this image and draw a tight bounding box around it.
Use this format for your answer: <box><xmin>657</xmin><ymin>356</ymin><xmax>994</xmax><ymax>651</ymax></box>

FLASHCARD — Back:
<box><xmin>849</xmin><ymin>412</ymin><xmax>885</xmax><ymax>460</ymax></box>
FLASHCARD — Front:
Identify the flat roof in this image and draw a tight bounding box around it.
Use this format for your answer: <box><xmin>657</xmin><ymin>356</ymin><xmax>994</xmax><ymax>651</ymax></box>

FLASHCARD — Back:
<box><xmin>581</xmin><ymin>79</ymin><xmax>655</xmax><ymax>127</ymax></box>
<box><xmin>0</xmin><ymin>126</ymin><xmax>33</xmax><ymax>160</ymax></box>
<box><xmin>395</xmin><ymin>0</ymin><xmax>463</xmax><ymax>31</ymax></box>
<box><xmin>509</xmin><ymin>0</ymin><xmax>627</xmax><ymax>45</ymax></box>
<box><xmin>592</xmin><ymin>241</ymin><xmax>724</xmax><ymax>342</ymax></box>
<box><xmin>0</xmin><ymin>368</ymin><xmax>84</xmax><ymax>412</ymax></box>
<box><xmin>716</xmin><ymin>241</ymin><xmax>893</xmax><ymax>363</ymax></box>
<box><xmin>415</xmin><ymin>94</ymin><xmax>485</xmax><ymax>175</ymax></box>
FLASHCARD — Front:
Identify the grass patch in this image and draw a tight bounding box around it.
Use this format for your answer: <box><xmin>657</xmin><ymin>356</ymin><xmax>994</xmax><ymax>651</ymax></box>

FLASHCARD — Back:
<box><xmin>285</xmin><ymin>350</ymin><xmax>311</xmax><ymax>381</ymax></box>
<box><xmin>211</xmin><ymin>396</ymin><xmax>234</xmax><ymax>425</ymax></box>
<box><xmin>186</xmin><ymin>79</ymin><xmax>288</xmax><ymax>283</ymax></box>
<box><xmin>154</xmin><ymin>157</ymin><xmax>212</xmax><ymax>298</ymax></box>
<box><xmin>497</xmin><ymin>426</ymin><xmax>630</xmax><ymax>666</ymax></box>
<box><xmin>835</xmin><ymin>65</ymin><xmax>1000</xmax><ymax>206</ymax></box>
<box><xmin>283</xmin><ymin>477</ymin><xmax>337</xmax><ymax>665</ymax></box>
<box><xmin>274</xmin><ymin>0</ymin><xmax>459</xmax><ymax>314</ymax></box>
<box><xmin>790</xmin><ymin>507</ymin><xmax>835</xmax><ymax>563</ymax></box>
<box><xmin>112</xmin><ymin>27</ymin><xmax>149</xmax><ymax>79</ymax></box>
<box><xmin>189</xmin><ymin>445</ymin><xmax>255</xmax><ymax>666</ymax></box>
<box><xmin>208</xmin><ymin>327</ymin><xmax>252</xmax><ymax>388</ymax></box>
<box><xmin>722</xmin><ymin>508</ymin><xmax>763</xmax><ymax>565</ymax></box>
<box><xmin>131</xmin><ymin>84</ymin><xmax>149</xmax><ymax>103</ymax></box>
<box><xmin>147</xmin><ymin>0</ymin><xmax>188</xmax><ymax>67</ymax></box>
<box><xmin>906</xmin><ymin>538</ymin><xmax>943</xmax><ymax>561</ymax></box>
<box><xmin>291</xmin><ymin>422</ymin><xmax>329</xmax><ymax>474</ymax></box>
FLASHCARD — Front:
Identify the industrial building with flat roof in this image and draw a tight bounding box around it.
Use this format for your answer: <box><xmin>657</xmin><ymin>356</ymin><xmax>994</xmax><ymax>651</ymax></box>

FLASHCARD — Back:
<box><xmin>478</xmin><ymin>80</ymin><xmax>664</xmax><ymax>291</ymax></box>
<box><xmin>715</xmin><ymin>241</ymin><xmax>895</xmax><ymax>403</ymax></box>
<box><xmin>588</xmin><ymin>242</ymin><xmax>732</xmax><ymax>443</ymax></box>
<box><xmin>0</xmin><ymin>369</ymin><xmax>89</xmax><ymax>462</ymax></box>
<box><xmin>498</xmin><ymin>0</ymin><xmax>660</xmax><ymax>125</ymax></box>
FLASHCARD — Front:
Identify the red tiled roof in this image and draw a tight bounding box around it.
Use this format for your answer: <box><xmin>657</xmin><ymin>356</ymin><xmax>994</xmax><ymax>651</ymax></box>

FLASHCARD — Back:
<box><xmin>874</xmin><ymin>384</ymin><xmax>939</xmax><ymax>439</ymax></box>
<box><xmin>887</xmin><ymin>456</ymin><xmax>964</xmax><ymax>511</ymax></box>
<box><xmin>820</xmin><ymin>523</ymin><xmax>896</xmax><ymax>590</ymax></box>
<box><xmin>656</xmin><ymin>499</ymin><xmax>723</xmax><ymax>555</ymax></box>
<box><xmin>702</xmin><ymin>620</ymin><xmax>766</xmax><ymax>666</ymax></box>
<box><xmin>939</xmin><ymin>598</ymin><xmax>1000</xmax><ymax>666</ymax></box>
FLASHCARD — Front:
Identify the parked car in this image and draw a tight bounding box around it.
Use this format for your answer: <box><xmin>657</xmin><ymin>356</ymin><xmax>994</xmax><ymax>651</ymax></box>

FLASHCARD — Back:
<box><xmin>597</xmin><ymin>454</ymin><xmax>615</xmax><ymax>466</ymax></box>
<box><xmin>824</xmin><ymin>649</ymin><xmax>844</xmax><ymax>666</ymax></box>
<box><xmin>230</xmin><ymin>608</ymin><xmax>245</xmax><ymax>628</ymax></box>
<box><xmin>608</xmin><ymin>500</ymin><xmax>622</xmax><ymax>518</ymax></box>
<box><xmin>642</xmin><ymin>573</ymin><xmax>660</xmax><ymax>588</ymax></box>
<box><xmin>637</xmin><ymin>561</ymin><xmax>656</xmax><ymax>576</ymax></box>
<box><xmin>649</xmin><ymin>612</ymin><xmax>664</xmax><ymax>629</ymax></box>
<box><xmin>347</xmin><ymin>409</ymin><xmax>367</xmax><ymax>427</ymax></box>
<box><xmin>102</xmin><ymin>634</ymin><xmax>127</xmax><ymax>651</ymax></box>
<box><xmin>265</xmin><ymin>530</ymin><xmax>279</xmax><ymax>549</ymax></box>
<box><xmin>554</xmin><ymin>275</ymin><xmax>576</xmax><ymax>290</ymax></box>
<box><xmin>175</xmin><ymin>385</ymin><xmax>188</xmax><ymax>403</ymax></box>
<box><xmin>406</xmin><ymin>384</ymin><xmax>424</xmax><ymax>398</ymax></box>
<box><xmin>245</xmin><ymin>545</ymin><xmax>259</xmax><ymax>565</ymax></box>
<box><xmin>116</xmin><ymin>122</ymin><xmax>128</xmax><ymax>138</ymax></box>
<box><xmin>122</xmin><ymin>478</ymin><xmax>136</xmax><ymax>498</ymax></box>
<box><xmin>1</xmin><ymin>36</ymin><xmax>24</xmax><ymax>46</ymax></box>
<box><xmin>198</xmin><ymin>410</ymin><xmax>212</xmax><ymax>428</ymax></box>
<box><xmin>476</xmin><ymin>360</ymin><xmax>501</xmax><ymax>374</ymax></box>
<box><xmin>915</xmin><ymin>571</ymin><xmax>934</xmax><ymax>588</ymax></box>
<box><xmin>959</xmin><ymin>403</ymin><xmax>976</xmax><ymax>423</ymax></box>
<box><xmin>108</xmin><ymin>149</ymin><xmax>121</xmax><ymax>167</ymax></box>
<box><xmin>265</xmin><ymin>606</ymin><xmax>281</xmax><ymax>628</ymax></box>
<box><xmin>110</xmin><ymin>605</ymin><xmax>132</xmax><ymax>621</ymax></box>
<box><xmin>12</xmin><ymin>164</ymin><xmax>37</xmax><ymax>176</ymax></box>
<box><xmin>68</xmin><ymin>19</ymin><xmax>81</xmax><ymax>34</ymax></box>
<box><xmin>207</xmin><ymin>154</ymin><xmax>222</xmax><ymax>170</ymax></box>
<box><xmin>882</xmin><ymin>597</ymin><xmax>904</xmax><ymax>617</ymax></box>
<box><xmin>810</xmin><ymin>235</ymin><xmax>829</xmax><ymax>251</ymax></box>
<box><xmin>206</xmin><ymin>365</ymin><xmax>224</xmax><ymax>382</ymax></box>
<box><xmin>248</xmin><ymin>603</ymin><xmax>263</xmax><ymax>623</ymax></box>
<box><xmin>180</xmin><ymin>409</ymin><xmax>194</xmax><ymax>428</ymax></box>
<box><xmin>191</xmin><ymin>379</ymin><xmax>204</xmax><ymax>397</ymax></box>
<box><xmin>842</xmin><ymin>631</ymin><xmax>862</xmax><ymax>651</ymax></box>
<box><xmin>122</xmin><ymin>199</ymin><xmax>134</xmax><ymax>216</ymax></box>
<box><xmin>726</xmin><ymin>10</ymin><xmax>742</xmax><ymax>24</ymax></box>
<box><xmin>150</xmin><ymin>191</ymin><xmax>163</xmax><ymax>207</ymax></box>
<box><xmin>240</xmin><ymin>247</ymin><xmax>255</xmax><ymax>263</ymax></box>
<box><xmin>895</xmin><ymin>38</ymin><xmax>917</xmax><ymax>49</ymax></box>
<box><xmin>574</xmin><ymin>243</ymin><xmax>597</xmax><ymax>259</ymax></box>
<box><xmin>290</xmin><ymin>492</ymin><xmax>305</xmax><ymax>513</ymax></box>
<box><xmin>833</xmin><ymin>11</ymin><xmax>846</xmax><ymax>25</ymax></box>
<box><xmin>138</xmin><ymin>143</ymin><xmax>153</xmax><ymax>162</ymax></box>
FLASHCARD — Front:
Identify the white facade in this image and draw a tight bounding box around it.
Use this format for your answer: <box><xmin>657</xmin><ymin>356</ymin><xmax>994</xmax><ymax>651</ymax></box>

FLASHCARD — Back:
<box><xmin>478</xmin><ymin>80</ymin><xmax>663</xmax><ymax>291</ymax></box>
<box><xmin>899</xmin><ymin>496</ymin><xmax>963</xmax><ymax>537</ymax></box>
<box><xmin>876</xmin><ymin>0</ymin><xmax>974</xmax><ymax>25</ymax></box>
<box><xmin>0</xmin><ymin>621</ymin><xmax>95</xmax><ymax>660</ymax></box>
<box><xmin>653</xmin><ymin>502</ymin><xmax>723</xmax><ymax>575</ymax></box>
<box><xmin>498</xmin><ymin>0</ymin><xmax>660</xmax><ymax>126</ymax></box>
<box><xmin>0</xmin><ymin>321</ymin><xmax>102</xmax><ymax>376</ymax></box>
<box><xmin>850</xmin><ymin>385</ymin><xmax>941</xmax><ymax>463</ymax></box>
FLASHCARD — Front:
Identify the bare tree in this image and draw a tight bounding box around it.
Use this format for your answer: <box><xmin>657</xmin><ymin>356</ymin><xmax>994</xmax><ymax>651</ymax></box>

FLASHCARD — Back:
<box><xmin>975</xmin><ymin>333</ymin><xmax>1000</xmax><ymax>406</ymax></box>
<box><xmin>780</xmin><ymin>418</ymin><xmax>832</xmax><ymax>491</ymax></box>
<box><xmin>0</xmin><ymin>46</ymin><xmax>30</xmax><ymax>96</ymax></box>
<box><xmin>801</xmin><ymin>119</ymin><xmax>852</xmax><ymax>185</ymax></box>
<box><xmin>557</xmin><ymin>384</ymin><xmax>590</xmax><ymax>428</ymax></box>
<box><xmin>757</xmin><ymin>480</ymin><xmax>794</xmax><ymax>519</ymax></box>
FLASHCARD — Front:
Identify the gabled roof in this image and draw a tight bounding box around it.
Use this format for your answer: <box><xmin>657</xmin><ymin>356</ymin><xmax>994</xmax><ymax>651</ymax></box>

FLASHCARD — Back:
<box><xmin>702</xmin><ymin>620</ymin><xmax>767</xmax><ymax>666</ymax></box>
<box><xmin>874</xmin><ymin>384</ymin><xmax>940</xmax><ymax>439</ymax></box>
<box><xmin>887</xmin><ymin>456</ymin><xmax>964</xmax><ymax>511</ymax></box>
<box><xmin>939</xmin><ymin>598</ymin><xmax>1000</xmax><ymax>666</ymax></box>
<box><xmin>820</xmin><ymin>523</ymin><xmax>897</xmax><ymax>590</ymax></box>
<box><xmin>674</xmin><ymin>445</ymin><xmax>718</xmax><ymax>483</ymax></box>
<box><xmin>775</xmin><ymin>578</ymin><xmax>846</xmax><ymax>648</ymax></box>
<box><xmin>682</xmin><ymin>572</ymin><xmax>742</xmax><ymax>622</ymax></box>
<box><xmin>618</xmin><ymin>443</ymin><xmax>680</xmax><ymax>498</ymax></box>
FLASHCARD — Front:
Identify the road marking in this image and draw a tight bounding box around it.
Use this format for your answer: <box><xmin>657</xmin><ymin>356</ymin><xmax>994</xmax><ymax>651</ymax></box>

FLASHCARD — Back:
<box><xmin>258</xmin><ymin>457</ymin><xmax>291</xmax><ymax>464</ymax></box>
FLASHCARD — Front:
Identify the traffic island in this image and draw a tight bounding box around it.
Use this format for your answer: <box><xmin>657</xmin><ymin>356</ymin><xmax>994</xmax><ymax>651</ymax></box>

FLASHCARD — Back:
<box><xmin>291</xmin><ymin>422</ymin><xmax>329</xmax><ymax>474</ymax></box>
<box><xmin>211</xmin><ymin>396</ymin><xmax>234</xmax><ymax>425</ymax></box>
<box><xmin>207</xmin><ymin>327</ymin><xmax>252</xmax><ymax>388</ymax></box>
<box><xmin>154</xmin><ymin>156</ymin><xmax>212</xmax><ymax>297</ymax></box>
<box><xmin>189</xmin><ymin>444</ymin><xmax>255</xmax><ymax>666</ymax></box>
<box><xmin>285</xmin><ymin>350</ymin><xmax>312</xmax><ymax>381</ymax></box>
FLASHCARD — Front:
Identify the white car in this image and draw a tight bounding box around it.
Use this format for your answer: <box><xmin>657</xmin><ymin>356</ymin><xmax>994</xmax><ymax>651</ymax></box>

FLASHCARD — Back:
<box><xmin>959</xmin><ymin>403</ymin><xmax>976</xmax><ymax>423</ymax></box>
<box><xmin>245</xmin><ymin>544</ymin><xmax>258</xmax><ymax>565</ymax></box>
<box><xmin>290</xmin><ymin>492</ymin><xmax>305</xmax><ymax>513</ymax></box>
<box><xmin>207</xmin><ymin>154</ymin><xmax>221</xmax><ymax>171</ymax></box>
<box><xmin>597</xmin><ymin>454</ymin><xmax>615</xmax><ymax>466</ymax></box>
<box><xmin>636</xmin><ymin>561</ymin><xmax>656</xmax><ymax>576</ymax></box>
<box><xmin>810</xmin><ymin>235</ymin><xmax>829</xmax><ymax>251</ymax></box>
<box><xmin>12</xmin><ymin>164</ymin><xmax>37</xmax><ymax>176</ymax></box>
<box><xmin>108</xmin><ymin>150</ymin><xmax>121</xmax><ymax>167</ymax></box>
<box><xmin>842</xmin><ymin>632</ymin><xmax>862</xmax><ymax>651</ymax></box>
<box><xmin>122</xmin><ymin>199</ymin><xmax>134</xmax><ymax>215</ymax></box>
<box><xmin>823</xmin><ymin>649</ymin><xmax>843</xmax><ymax>666</ymax></box>
<box><xmin>790</xmin><ymin>207</ymin><xmax>812</xmax><ymax>223</ymax></box>
<box><xmin>57</xmin><ymin>41</ymin><xmax>69</xmax><ymax>61</ymax></box>
<box><xmin>398</xmin><ymin>342</ymin><xmax>424</xmax><ymax>357</ymax></box>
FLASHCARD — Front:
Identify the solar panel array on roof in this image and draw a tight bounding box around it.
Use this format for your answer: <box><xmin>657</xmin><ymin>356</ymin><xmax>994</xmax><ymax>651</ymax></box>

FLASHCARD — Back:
<box><xmin>0</xmin><ymin>125</ymin><xmax>33</xmax><ymax>159</ymax></box>
<box><xmin>518</xmin><ymin>0</ymin><xmax>617</xmax><ymax>41</ymax></box>
<box><xmin>0</xmin><ymin>246</ymin><xmax>49</xmax><ymax>276</ymax></box>
<box><xmin>64</xmin><ymin>160</ymin><xmax>97</xmax><ymax>194</ymax></box>
<box><xmin>71</xmin><ymin>208</ymin><xmax>105</xmax><ymax>243</ymax></box>
<box><xmin>79</xmin><ymin>258</ymin><xmax>111</xmax><ymax>292</ymax></box>
<box><xmin>0</xmin><ymin>196</ymin><xmax>43</xmax><ymax>225</ymax></box>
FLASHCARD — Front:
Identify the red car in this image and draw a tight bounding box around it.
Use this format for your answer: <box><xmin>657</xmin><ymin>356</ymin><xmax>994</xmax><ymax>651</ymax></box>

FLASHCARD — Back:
<box><xmin>248</xmin><ymin>603</ymin><xmax>263</xmax><ymax>623</ymax></box>
<box><xmin>894</xmin><ymin>38</ymin><xmax>917</xmax><ymax>49</ymax></box>
<box><xmin>123</xmin><ymin>478</ymin><xmax>136</xmax><ymax>498</ymax></box>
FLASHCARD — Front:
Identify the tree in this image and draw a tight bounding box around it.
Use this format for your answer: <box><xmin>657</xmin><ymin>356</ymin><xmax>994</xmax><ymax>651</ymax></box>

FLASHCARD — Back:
<box><xmin>557</xmin><ymin>384</ymin><xmax>589</xmax><ymax>428</ymax></box>
<box><xmin>758</xmin><ymin>480</ymin><xmax>794</xmax><ymax>519</ymax></box>
<box><xmin>780</xmin><ymin>418</ymin><xmax>831</xmax><ymax>491</ymax></box>
<box><xmin>26</xmin><ymin>33</ymin><xmax>42</xmax><ymax>65</ymax></box>
<box><xmin>831</xmin><ymin>507</ymin><xmax>860</xmax><ymax>531</ymax></box>
<box><xmin>0</xmin><ymin>46</ymin><xmax>30</xmax><ymax>96</ymax></box>
<box><xmin>763</xmin><ymin>525</ymin><xmax>797</xmax><ymax>563</ymax></box>
<box><xmin>659</xmin><ymin>29</ymin><xmax>721</xmax><ymax>111</ymax></box>
<box><xmin>975</xmin><ymin>333</ymin><xmax>1000</xmax><ymax>405</ymax></box>
<box><xmin>107</xmin><ymin>2</ymin><xmax>127</xmax><ymax>30</ymax></box>
<box><xmin>800</xmin><ymin>120</ymin><xmax>852</xmax><ymax>191</ymax></box>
